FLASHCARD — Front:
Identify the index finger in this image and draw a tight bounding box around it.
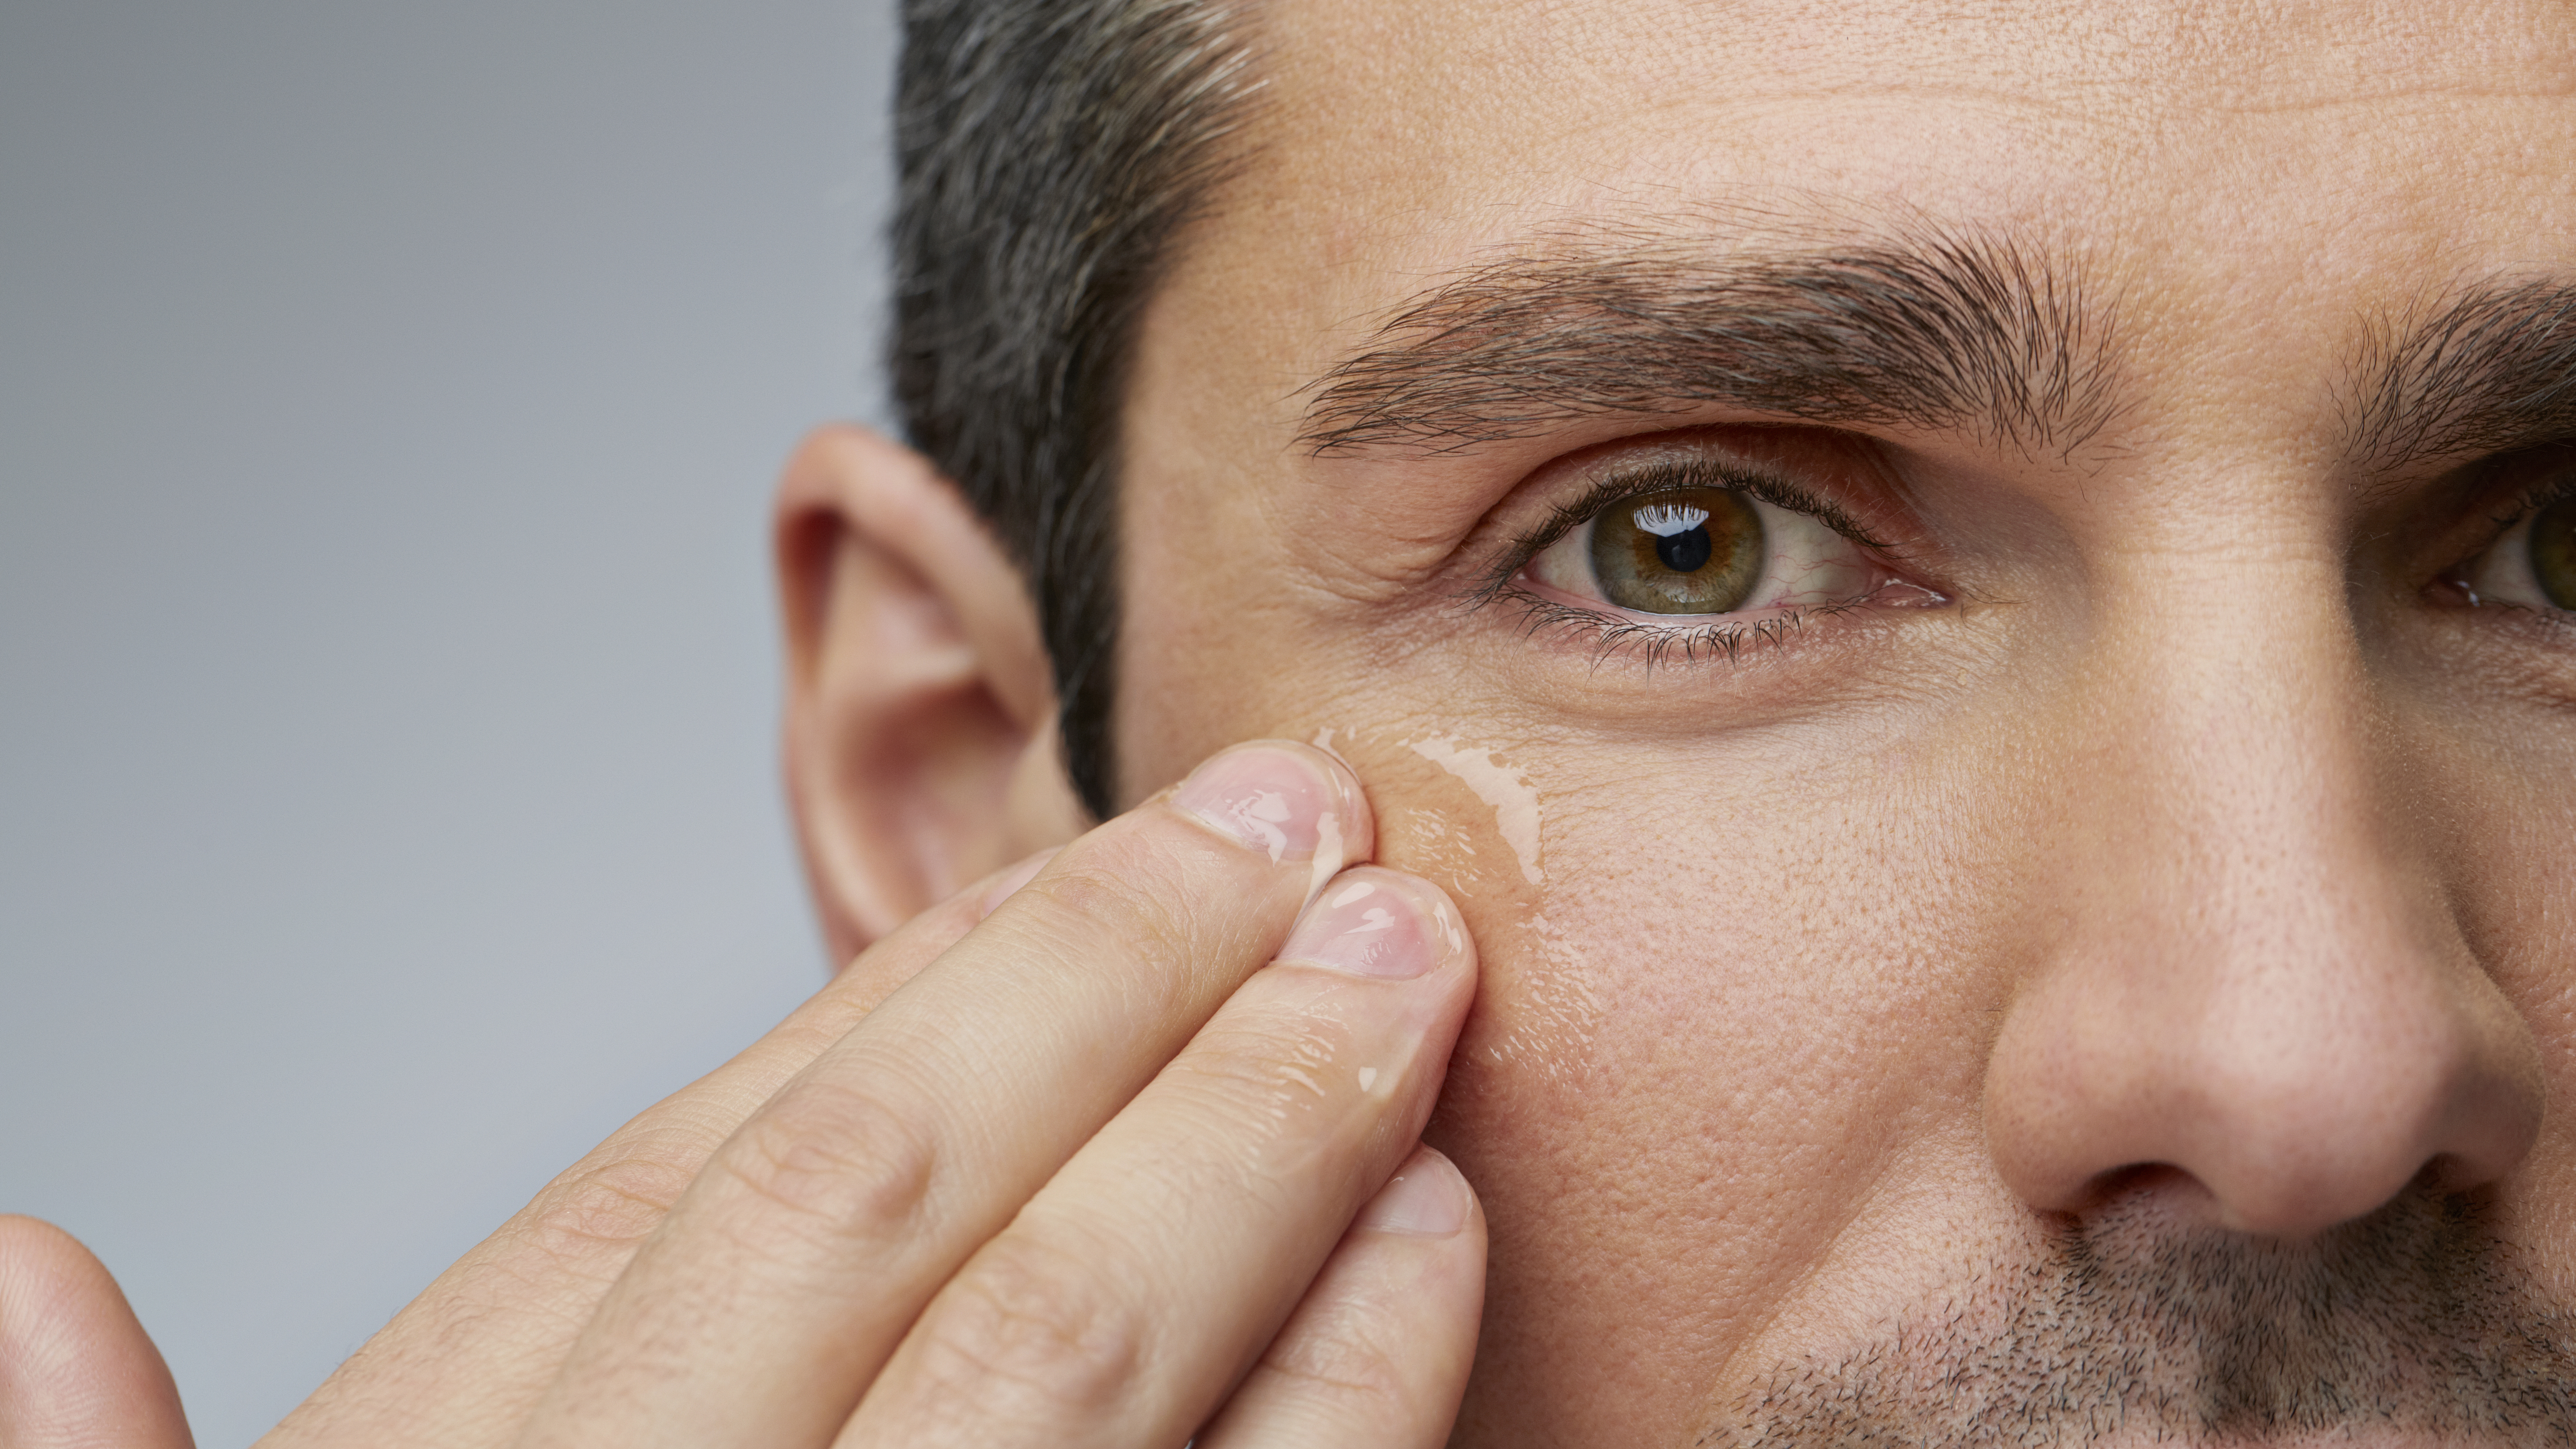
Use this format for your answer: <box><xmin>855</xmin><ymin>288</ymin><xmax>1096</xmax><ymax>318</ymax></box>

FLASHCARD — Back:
<box><xmin>519</xmin><ymin>741</ymin><xmax>1374</xmax><ymax>1447</ymax></box>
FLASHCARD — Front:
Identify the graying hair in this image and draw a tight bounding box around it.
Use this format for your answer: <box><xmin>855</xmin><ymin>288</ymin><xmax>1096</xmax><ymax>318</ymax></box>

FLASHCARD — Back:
<box><xmin>892</xmin><ymin>0</ymin><xmax>1263</xmax><ymax>819</ymax></box>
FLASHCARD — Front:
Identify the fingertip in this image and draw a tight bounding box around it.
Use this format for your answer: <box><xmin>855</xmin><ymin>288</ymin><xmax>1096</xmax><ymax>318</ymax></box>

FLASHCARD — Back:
<box><xmin>1357</xmin><ymin>1145</ymin><xmax>1477</xmax><ymax>1237</ymax></box>
<box><xmin>1285</xmin><ymin>865</ymin><xmax>1479</xmax><ymax>987</ymax></box>
<box><xmin>1167</xmin><ymin>740</ymin><xmax>1378</xmax><ymax>884</ymax></box>
<box><xmin>1279</xmin><ymin>867</ymin><xmax>1476</xmax><ymax>984</ymax></box>
<box><xmin>0</xmin><ymin>1216</ymin><xmax>193</xmax><ymax>1449</ymax></box>
<box><xmin>0</xmin><ymin>1214</ymin><xmax>118</xmax><ymax>1348</ymax></box>
<box><xmin>1296</xmin><ymin>737</ymin><xmax>1380</xmax><ymax>873</ymax></box>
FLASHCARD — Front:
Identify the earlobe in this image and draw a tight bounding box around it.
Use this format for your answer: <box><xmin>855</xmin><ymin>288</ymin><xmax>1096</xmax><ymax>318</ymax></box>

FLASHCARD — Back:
<box><xmin>775</xmin><ymin>425</ymin><xmax>1086</xmax><ymax>963</ymax></box>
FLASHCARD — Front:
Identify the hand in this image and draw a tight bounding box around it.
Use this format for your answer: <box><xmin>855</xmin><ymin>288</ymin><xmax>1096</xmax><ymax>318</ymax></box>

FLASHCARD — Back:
<box><xmin>1</xmin><ymin>740</ymin><xmax>1484</xmax><ymax>1448</ymax></box>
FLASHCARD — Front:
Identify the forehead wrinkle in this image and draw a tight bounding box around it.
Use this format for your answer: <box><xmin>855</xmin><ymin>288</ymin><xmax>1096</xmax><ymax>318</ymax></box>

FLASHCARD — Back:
<box><xmin>1292</xmin><ymin>213</ymin><xmax>2125</xmax><ymax>463</ymax></box>
<box><xmin>2340</xmin><ymin>276</ymin><xmax>2576</xmax><ymax>476</ymax></box>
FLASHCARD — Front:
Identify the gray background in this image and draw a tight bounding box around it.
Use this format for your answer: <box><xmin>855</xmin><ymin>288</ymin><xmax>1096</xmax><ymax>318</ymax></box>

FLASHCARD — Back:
<box><xmin>0</xmin><ymin>1</ymin><xmax>897</xmax><ymax>1441</ymax></box>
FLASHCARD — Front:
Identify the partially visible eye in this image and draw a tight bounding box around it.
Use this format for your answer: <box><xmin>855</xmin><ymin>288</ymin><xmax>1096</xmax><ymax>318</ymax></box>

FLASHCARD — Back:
<box><xmin>1526</xmin><ymin>483</ymin><xmax>1882</xmax><ymax>617</ymax></box>
<box><xmin>2454</xmin><ymin>489</ymin><xmax>2576</xmax><ymax>612</ymax></box>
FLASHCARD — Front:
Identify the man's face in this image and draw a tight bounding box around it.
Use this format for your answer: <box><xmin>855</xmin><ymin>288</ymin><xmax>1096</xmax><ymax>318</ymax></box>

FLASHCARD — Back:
<box><xmin>1110</xmin><ymin>2</ymin><xmax>2576</xmax><ymax>1442</ymax></box>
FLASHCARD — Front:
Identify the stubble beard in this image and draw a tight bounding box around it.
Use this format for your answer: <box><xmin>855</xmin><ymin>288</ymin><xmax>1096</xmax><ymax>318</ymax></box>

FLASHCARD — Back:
<box><xmin>1699</xmin><ymin>1185</ymin><xmax>2576</xmax><ymax>1449</ymax></box>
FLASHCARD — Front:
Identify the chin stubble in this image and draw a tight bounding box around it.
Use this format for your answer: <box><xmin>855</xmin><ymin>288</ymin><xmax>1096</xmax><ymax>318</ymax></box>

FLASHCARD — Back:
<box><xmin>1699</xmin><ymin>1189</ymin><xmax>2576</xmax><ymax>1449</ymax></box>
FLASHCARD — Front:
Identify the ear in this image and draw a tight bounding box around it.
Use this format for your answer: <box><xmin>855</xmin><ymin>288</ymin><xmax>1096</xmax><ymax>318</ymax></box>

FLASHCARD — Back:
<box><xmin>775</xmin><ymin>424</ymin><xmax>1088</xmax><ymax>963</ymax></box>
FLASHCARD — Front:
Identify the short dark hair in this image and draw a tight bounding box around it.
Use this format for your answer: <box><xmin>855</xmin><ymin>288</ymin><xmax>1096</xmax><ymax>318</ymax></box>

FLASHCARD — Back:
<box><xmin>891</xmin><ymin>0</ymin><xmax>1263</xmax><ymax>820</ymax></box>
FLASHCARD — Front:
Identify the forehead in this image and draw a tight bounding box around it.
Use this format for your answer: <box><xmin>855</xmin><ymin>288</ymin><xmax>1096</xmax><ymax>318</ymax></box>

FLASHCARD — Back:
<box><xmin>1246</xmin><ymin>0</ymin><xmax>2570</xmax><ymax>212</ymax></box>
<box><xmin>1185</xmin><ymin>0</ymin><xmax>2575</xmax><ymax>409</ymax></box>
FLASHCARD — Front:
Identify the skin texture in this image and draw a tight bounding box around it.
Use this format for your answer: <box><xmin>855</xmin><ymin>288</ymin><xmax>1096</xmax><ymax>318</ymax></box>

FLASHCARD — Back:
<box><xmin>7</xmin><ymin>2</ymin><xmax>2575</xmax><ymax>1445</ymax></box>
<box><xmin>0</xmin><ymin>1217</ymin><xmax>192</xmax><ymax>1449</ymax></box>
<box><xmin>1107</xmin><ymin>0</ymin><xmax>2576</xmax><ymax>1442</ymax></box>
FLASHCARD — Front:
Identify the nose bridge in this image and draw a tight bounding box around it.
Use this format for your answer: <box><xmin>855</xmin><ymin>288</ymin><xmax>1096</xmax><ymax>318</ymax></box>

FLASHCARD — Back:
<box><xmin>2099</xmin><ymin>551</ymin><xmax>2381</xmax><ymax>952</ymax></box>
<box><xmin>1983</xmin><ymin>538</ymin><xmax>2542</xmax><ymax>1237</ymax></box>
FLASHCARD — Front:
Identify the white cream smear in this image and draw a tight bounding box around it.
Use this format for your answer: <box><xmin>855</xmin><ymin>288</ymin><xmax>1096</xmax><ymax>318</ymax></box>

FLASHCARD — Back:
<box><xmin>1233</xmin><ymin>788</ymin><xmax>1293</xmax><ymax>863</ymax></box>
<box><xmin>1306</xmin><ymin>808</ymin><xmax>1343</xmax><ymax>905</ymax></box>
<box><xmin>1405</xmin><ymin>736</ymin><xmax>1544</xmax><ymax>885</ymax></box>
<box><xmin>1301</xmin><ymin>727</ymin><xmax>1353</xmax><ymax>903</ymax></box>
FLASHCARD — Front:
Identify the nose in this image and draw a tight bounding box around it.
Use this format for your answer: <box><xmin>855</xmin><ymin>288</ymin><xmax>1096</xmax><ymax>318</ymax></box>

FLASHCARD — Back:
<box><xmin>1981</xmin><ymin>569</ymin><xmax>2543</xmax><ymax>1238</ymax></box>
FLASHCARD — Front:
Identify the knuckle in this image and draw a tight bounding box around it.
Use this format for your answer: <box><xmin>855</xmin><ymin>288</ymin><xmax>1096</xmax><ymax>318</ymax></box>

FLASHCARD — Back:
<box><xmin>517</xmin><ymin>1148</ymin><xmax>697</xmax><ymax>1277</ymax></box>
<box><xmin>1257</xmin><ymin>1295</ymin><xmax>1414</xmax><ymax>1407</ymax></box>
<box><xmin>910</xmin><ymin>1233</ymin><xmax>1148</xmax><ymax>1418</ymax></box>
<box><xmin>1176</xmin><ymin>1004</ymin><xmax>1362</xmax><ymax>1125</ymax></box>
<box><xmin>712</xmin><ymin>1078</ymin><xmax>940</xmax><ymax>1244</ymax></box>
<box><xmin>1039</xmin><ymin>822</ymin><xmax>1283</xmax><ymax>969</ymax></box>
<box><xmin>1050</xmin><ymin>851</ymin><xmax>1205</xmax><ymax>954</ymax></box>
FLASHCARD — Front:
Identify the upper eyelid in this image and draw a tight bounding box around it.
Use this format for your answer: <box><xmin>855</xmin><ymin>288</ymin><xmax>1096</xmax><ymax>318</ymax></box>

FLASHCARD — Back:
<box><xmin>1485</xmin><ymin>592</ymin><xmax>1861</xmax><ymax>669</ymax></box>
<box><xmin>2493</xmin><ymin>460</ymin><xmax>2576</xmax><ymax>525</ymax></box>
<box><xmin>1536</xmin><ymin>458</ymin><xmax>1882</xmax><ymax>548</ymax></box>
<box><xmin>2426</xmin><ymin>448</ymin><xmax>2576</xmax><ymax>567</ymax></box>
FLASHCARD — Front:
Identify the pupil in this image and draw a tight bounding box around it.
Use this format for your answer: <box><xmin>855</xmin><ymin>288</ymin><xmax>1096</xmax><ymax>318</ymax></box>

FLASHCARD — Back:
<box><xmin>1656</xmin><ymin>525</ymin><xmax>1713</xmax><ymax>573</ymax></box>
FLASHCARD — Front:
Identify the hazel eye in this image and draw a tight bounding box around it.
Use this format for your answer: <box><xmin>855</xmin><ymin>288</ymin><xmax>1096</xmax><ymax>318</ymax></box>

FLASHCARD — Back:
<box><xmin>2456</xmin><ymin>491</ymin><xmax>2576</xmax><ymax>611</ymax></box>
<box><xmin>1591</xmin><ymin>487</ymin><xmax>1765</xmax><ymax>613</ymax></box>
<box><xmin>1525</xmin><ymin>483</ymin><xmax>1881</xmax><ymax>617</ymax></box>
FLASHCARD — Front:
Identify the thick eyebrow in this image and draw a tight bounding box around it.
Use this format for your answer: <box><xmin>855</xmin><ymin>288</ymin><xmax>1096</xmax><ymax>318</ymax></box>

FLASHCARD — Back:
<box><xmin>2342</xmin><ymin>280</ymin><xmax>2576</xmax><ymax>473</ymax></box>
<box><xmin>1296</xmin><ymin>226</ymin><xmax>2122</xmax><ymax>458</ymax></box>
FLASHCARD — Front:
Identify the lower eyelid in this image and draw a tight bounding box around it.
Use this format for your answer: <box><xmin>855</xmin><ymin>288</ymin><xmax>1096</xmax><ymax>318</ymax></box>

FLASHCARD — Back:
<box><xmin>1505</xmin><ymin>569</ymin><xmax>1872</xmax><ymax>626</ymax></box>
<box><xmin>1487</xmin><ymin>588</ymin><xmax>1869</xmax><ymax>672</ymax></box>
<box><xmin>1488</xmin><ymin>540</ymin><xmax>1947</xmax><ymax>673</ymax></box>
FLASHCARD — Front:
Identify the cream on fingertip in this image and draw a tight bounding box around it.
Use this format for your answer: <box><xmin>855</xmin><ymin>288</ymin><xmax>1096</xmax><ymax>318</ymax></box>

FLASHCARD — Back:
<box><xmin>1274</xmin><ymin>868</ymin><xmax>1458</xmax><ymax>980</ymax></box>
<box><xmin>1170</xmin><ymin>743</ymin><xmax>1354</xmax><ymax>864</ymax></box>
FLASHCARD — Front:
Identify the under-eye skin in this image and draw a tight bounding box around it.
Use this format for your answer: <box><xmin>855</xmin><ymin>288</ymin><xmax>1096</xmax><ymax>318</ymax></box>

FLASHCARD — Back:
<box><xmin>1485</xmin><ymin>450</ymin><xmax>1941</xmax><ymax>662</ymax></box>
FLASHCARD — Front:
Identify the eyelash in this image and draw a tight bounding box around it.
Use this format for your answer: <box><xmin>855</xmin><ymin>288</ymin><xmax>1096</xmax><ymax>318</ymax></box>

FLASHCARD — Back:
<box><xmin>1461</xmin><ymin>455</ymin><xmax>1907</xmax><ymax>666</ymax></box>
<box><xmin>2487</xmin><ymin>466</ymin><xmax>2576</xmax><ymax>536</ymax></box>
<box><xmin>2436</xmin><ymin>449</ymin><xmax>2576</xmax><ymax>602</ymax></box>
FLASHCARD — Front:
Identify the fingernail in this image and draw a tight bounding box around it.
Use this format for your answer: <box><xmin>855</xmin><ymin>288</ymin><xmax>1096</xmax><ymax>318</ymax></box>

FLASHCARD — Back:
<box><xmin>1170</xmin><ymin>743</ymin><xmax>1352</xmax><ymax>866</ymax></box>
<box><xmin>1358</xmin><ymin>1147</ymin><xmax>1472</xmax><ymax>1237</ymax></box>
<box><xmin>978</xmin><ymin>849</ymin><xmax>1058</xmax><ymax>919</ymax></box>
<box><xmin>1274</xmin><ymin>867</ymin><xmax>1459</xmax><ymax>980</ymax></box>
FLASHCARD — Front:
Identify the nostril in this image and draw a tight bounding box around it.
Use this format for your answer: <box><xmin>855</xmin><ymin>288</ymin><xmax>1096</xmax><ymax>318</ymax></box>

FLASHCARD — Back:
<box><xmin>2420</xmin><ymin>1151</ymin><xmax>2491</xmax><ymax>1198</ymax></box>
<box><xmin>1981</xmin><ymin>894</ymin><xmax>2543</xmax><ymax>1242</ymax></box>
<box><xmin>2070</xmin><ymin>1162</ymin><xmax>2223</xmax><ymax>1224</ymax></box>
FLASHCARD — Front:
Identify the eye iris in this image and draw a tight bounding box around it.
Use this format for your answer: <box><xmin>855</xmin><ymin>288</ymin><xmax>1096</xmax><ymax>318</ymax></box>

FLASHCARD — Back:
<box><xmin>2533</xmin><ymin>494</ymin><xmax>2576</xmax><ymax>610</ymax></box>
<box><xmin>1589</xmin><ymin>486</ymin><xmax>1764</xmax><ymax>614</ymax></box>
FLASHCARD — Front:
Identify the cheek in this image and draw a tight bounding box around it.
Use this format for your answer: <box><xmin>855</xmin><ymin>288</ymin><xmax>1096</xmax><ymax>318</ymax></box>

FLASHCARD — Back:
<box><xmin>1410</xmin><ymin>727</ymin><xmax>2042</xmax><ymax>1429</ymax></box>
<box><xmin>2384</xmin><ymin>674</ymin><xmax>2576</xmax><ymax>1290</ymax></box>
<box><xmin>1108</xmin><ymin>625</ymin><xmax>2063</xmax><ymax>1425</ymax></box>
